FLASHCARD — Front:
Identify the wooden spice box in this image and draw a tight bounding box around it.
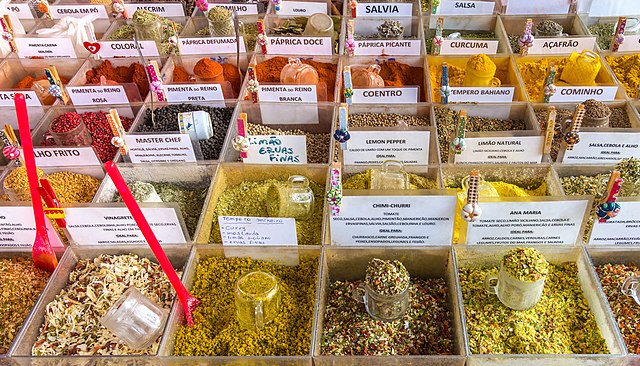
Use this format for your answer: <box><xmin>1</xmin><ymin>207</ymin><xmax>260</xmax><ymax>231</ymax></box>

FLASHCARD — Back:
<box><xmin>424</xmin><ymin>15</ymin><xmax>510</xmax><ymax>55</ymax></box>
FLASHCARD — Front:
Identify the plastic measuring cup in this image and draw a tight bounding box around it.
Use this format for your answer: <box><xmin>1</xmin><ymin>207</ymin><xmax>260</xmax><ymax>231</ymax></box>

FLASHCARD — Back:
<box><xmin>235</xmin><ymin>271</ymin><xmax>281</xmax><ymax>330</ymax></box>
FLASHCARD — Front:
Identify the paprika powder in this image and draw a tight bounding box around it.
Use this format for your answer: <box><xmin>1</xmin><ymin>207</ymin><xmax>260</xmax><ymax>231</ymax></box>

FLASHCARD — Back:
<box><xmin>85</xmin><ymin>60</ymin><xmax>150</xmax><ymax>97</ymax></box>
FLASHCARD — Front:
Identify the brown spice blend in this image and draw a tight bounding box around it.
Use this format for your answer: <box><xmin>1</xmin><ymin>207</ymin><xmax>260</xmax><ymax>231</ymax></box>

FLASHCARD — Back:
<box><xmin>85</xmin><ymin>60</ymin><xmax>149</xmax><ymax>97</ymax></box>
<box><xmin>255</xmin><ymin>56</ymin><xmax>337</xmax><ymax>102</ymax></box>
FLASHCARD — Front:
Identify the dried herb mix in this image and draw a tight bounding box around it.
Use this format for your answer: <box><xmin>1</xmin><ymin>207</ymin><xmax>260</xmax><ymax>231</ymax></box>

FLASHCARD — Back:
<box><xmin>365</xmin><ymin>258</ymin><xmax>410</xmax><ymax>296</ymax></box>
<box><xmin>32</xmin><ymin>254</ymin><xmax>177</xmax><ymax>356</ymax></box>
<box><xmin>460</xmin><ymin>262</ymin><xmax>608</xmax><ymax>354</ymax></box>
<box><xmin>0</xmin><ymin>257</ymin><xmax>50</xmax><ymax>354</ymax></box>
<box><xmin>343</xmin><ymin>170</ymin><xmax>438</xmax><ymax>190</ymax></box>
<box><xmin>502</xmin><ymin>247</ymin><xmax>549</xmax><ymax>282</ymax></box>
<box><xmin>211</xmin><ymin>178</ymin><xmax>325</xmax><ymax>245</ymax></box>
<box><xmin>173</xmin><ymin>256</ymin><xmax>318</xmax><ymax>356</ymax></box>
<box><xmin>321</xmin><ymin>278</ymin><xmax>453</xmax><ymax>355</ymax></box>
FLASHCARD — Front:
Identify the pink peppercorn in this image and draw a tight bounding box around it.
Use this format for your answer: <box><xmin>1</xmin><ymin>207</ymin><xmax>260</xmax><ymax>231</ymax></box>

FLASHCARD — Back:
<box><xmin>51</xmin><ymin>112</ymin><xmax>82</xmax><ymax>133</ymax></box>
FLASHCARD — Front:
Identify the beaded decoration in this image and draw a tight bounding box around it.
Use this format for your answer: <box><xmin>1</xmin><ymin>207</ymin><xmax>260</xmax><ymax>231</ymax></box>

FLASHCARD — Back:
<box><xmin>564</xmin><ymin>103</ymin><xmax>585</xmax><ymax>150</ymax></box>
<box><xmin>106</xmin><ymin>109</ymin><xmax>128</xmax><ymax>155</ymax></box>
<box><xmin>247</xmin><ymin>67</ymin><xmax>258</xmax><ymax>103</ymax></box>
<box><xmin>0</xmin><ymin>15</ymin><xmax>16</xmax><ymax>52</ymax></box>
<box><xmin>461</xmin><ymin>169</ymin><xmax>482</xmax><ymax>222</ymax></box>
<box><xmin>612</xmin><ymin>17</ymin><xmax>627</xmax><ymax>52</ymax></box>
<box><xmin>146</xmin><ymin>61</ymin><xmax>166</xmax><ymax>102</ymax></box>
<box><xmin>450</xmin><ymin>110</ymin><xmax>468</xmax><ymax>155</ymax></box>
<box><xmin>542</xmin><ymin>64</ymin><xmax>557</xmax><ymax>103</ymax></box>
<box><xmin>334</xmin><ymin>104</ymin><xmax>349</xmax><ymax>150</ymax></box>
<box><xmin>257</xmin><ymin>19</ymin><xmax>267</xmax><ymax>54</ymax></box>
<box><xmin>543</xmin><ymin>106</ymin><xmax>556</xmax><ymax>157</ymax></box>
<box><xmin>345</xmin><ymin>19</ymin><xmax>355</xmax><ymax>56</ymax></box>
<box><xmin>518</xmin><ymin>19</ymin><xmax>534</xmax><ymax>56</ymax></box>
<box><xmin>596</xmin><ymin>170</ymin><xmax>623</xmax><ymax>223</ymax></box>
<box><xmin>440</xmin><ymin>62</ymin><xmax>450</xmax><ymax>104</ymax></box>
<box><xmin>234</xmin><ymin>112</ymin><xmax>249</xmax><ymax>159</ymax></box>
<box><xmin>112</xmin><ymin>0</ymin><xmax>127</xmax><ymax>19</ymax></box>
<box><xmin>432</xmin><ymin>17</ymin><xmax>444</xmax><ymax>55</ymax></box>
<box><xmin>343</xmin><ymin>66</ymin><xmax>353</xmax><ymax>105</ymax></box>
<box><xmin>327</xmin><ymin>164</ymin><xmax>342</xmax><ymax>216</ymax></box>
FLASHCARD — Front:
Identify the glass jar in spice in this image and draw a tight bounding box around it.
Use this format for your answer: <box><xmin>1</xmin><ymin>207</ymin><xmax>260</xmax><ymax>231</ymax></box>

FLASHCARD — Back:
<box><xmin>235</xmin><ymin>271</ymin><xmax>281</xmax><ymax>330</ymax></box>
<box><xmin>463</xmin><ymin>54</ymin><xmax>501</xmax><ymax>87</ymax></box>
<box><xmin>133</xmin><ymin>14</ymin><xmax>163</xmax><ymax>45</ymax></box>
<box><xmin>484</xmin><ymin>247</ymin><xmax>549</xmax><ymax>311</ymax></box>
<box><xmin>353</xmin><ymin>258</ymin><xmax>410</xmax><ymax>321</ymax></box>
<box><xmin>535</xmin><ymin>20</ymin><xmax>563</xmax><ymax>37</ymax></box>
<box><xmin>49</xmin><ymin>114</ymin><xmax>93</xmax><ymax>147</ymax></box>
<box><xmin>303</xmin><ymin>13</ymin><xmax>334</xmax><ymax>40</ymax></box>
<box><xmin>266</xmin><ymin>175</ymin><xmax>315</xmax><ymax>220</ymax></box>
<box><xmin>280</xmin><ymin>57</ymin><xmax>320</xmax><ymax>85</ymax></box>
<box><xmin>370</xmin><ymin>160</ymin><xmax>410</xmax><ymax>190</ymax></box>
<box><xmin>207</xmin><ymin>6</ymin><xmax>235</xmax><ymax>37</ymax></box>
<box><xmin>351</xmin><ymin>64</ymin><xmax>385</xmax><ymax>88</ymax></box>
<box><xmin>3</xmin><ymin>167</ymin><xmax>45</xmax><ymax>202</ymax></box>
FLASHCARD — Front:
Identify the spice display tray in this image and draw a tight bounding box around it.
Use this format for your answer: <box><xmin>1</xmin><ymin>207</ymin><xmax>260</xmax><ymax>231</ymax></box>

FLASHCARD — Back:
<box><xmin>180</xmin><ymin>14</ymin><xmax>260</xmax><ymax>53</ymax></box>
<box><xmin>262</xmin><ymin>13</ymin><xmax>344</xmax><ymax>55</ymax></box>
<box><xmin>424</xmin><ymin>15</ymin><xmax>510</xmax><ymax>55</ymax></box>
<box><xmin>349</xmin><ymin>16</ymin><xmax>426</xmax><ymax>54</ymax></box>
<box><xmin>500</xmin><ymin>14</ymin><xmax>593</xmax><ymax>54</ymax></box>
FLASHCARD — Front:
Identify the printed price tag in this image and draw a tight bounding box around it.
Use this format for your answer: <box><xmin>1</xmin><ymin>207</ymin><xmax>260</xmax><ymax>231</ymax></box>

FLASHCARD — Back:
<box><xmin>351</xmin><ymin>87</ymin><xmax>418</xmax><ymax>104</ymax></box>
<box><xmin>124</xmin><ymin>3</ymin><xmax>185</xmax><ymax>16</ymax></box>
<box><xmin>438</xmin><ymin>1</ymin><xmax>495</xmax><ymax>14</ymax></box>
<box><xmin>454</xmin><ymin>136</ymin><xmax>544</xmax><ymax>164</ymax></box>
<box><xmin>355</xmin><ymin>2</ymin><xmax>412</xmax><ymax>16</ymax></box>
<box><xmin>589</xmin><ymin>200</ymin><xmax>640</xmax><ymax>245</ymax></box>
<box><xmin>219</xmin><ymin>216</ymin><xmax>298</xmax><ymax>245</ymax></box>
<box><xmin>353</xmin><ymin>39</ymin><xmax>421</xmax><ymax>55</ymax></box>
<box><xmin>527</xmin><ymin>37</ymin><xmax>596</xmax><ymax>54</ymax></box>
<box><xmin>448</xmin><ymin>87</ymin><xmax>514</xmax><ymax>103</ymax></box>
<box><xmin>549</xmin><ymin>86</ymin><xmax>618</xmax><ymax>102</ymax></box>
<box><xmin>0</xmin><ymin>207</ymin><xmax>64</xmax><ymax>248</ymax></box>
<box><xmin>31</xmin><ymin>147</ymin><xmax>101</xmax><ymax>167</ymax></box>
<box><xmin>8</xmin><ymin>2</ymin><xmax>34</xmax><ymax>19</ymax></box>
<box><xmin>440</xmin><ymin>39</ymin><xmax>499</xmax><ymax>54</ymax></box>
<box><xmin>163</xmin><ymin>84</ymin><xmax>224</xmax><ymax>103</ymax></box>
<box><xmin>267</xmin><ymin>36</ymin><xmax>332</xmax><ymax>55</ymax></box>
<box><xmin>258</xmin><ymin>84</ymin><xmax>317</xmax><ymax>103</ymax></box>
<box><xmin>98</xmin><ymin>40</ymin><xmax>160</xmax><ymax>58</ymax></box>
<box><xmin>178</xmin><ymin>37</ymin><xmax>246</xmax><ymax>55</ymax></box>
<box><xmin>124</xmin><ymin>134</ymin><xmax>197</xmax><ymax>163</ymax></box>
<box><xmin>466</xmin><ymin>199</ymin><xmax>590</xmax><ymax>245</ymax></box>
<box><xmin>0</xmin><ymin>91</ymin><xmax>41</xmax><ymax>107</ymax></box>
<box><xmin>49</xmin><ymin>4</ymin><xmax>109</xmax><ymax>19</ymax></box>
<box><xmin>343</xmin><ymin>130</ymin><xmax>430</xmax><ymax>165</ymax></box>
<box><xmin>67</xmin><ymin>86</ymin><xmax>129</xmax><ymax>105</ymax></box>
<box><xmin>243</xmin><ymin>135</ymin><xmax>307</xmax><ymax>164</ymax></box>
<box><xmin>65</xmin><ymin>206</ymin><xmax>187</xmax><ymax>244</ymax></box>
<box><xmin>561</xmin><ymin>131</ymin><xmax>640</xmax><ymax>164</ymax></box>
<box><xmin>15</xmin><ymin>37</ymin><xmax>77</xmax><ymax>58</ymax></box>
<box><xmin>206</xmin><ymin>2</ymin><xmax>258</xmax><ymax>14</ymax></box>
<box><xmin>277</xmin><ymin>0</ymin><xmax>327</xmax><ymax>15</ymax></box>
<box><xmin>330</xmin><ymin>195</ymin><xmax>456</xmax><ymax>245</ymax></box>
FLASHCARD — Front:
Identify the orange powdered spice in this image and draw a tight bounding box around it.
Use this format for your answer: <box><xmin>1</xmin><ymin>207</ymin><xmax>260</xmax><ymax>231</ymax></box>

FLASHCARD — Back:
<box><xmin>172</xmin><ymin>65</ymin><xmax>194</xmax><ymax>82</ymax></box>
<box><xmin>85</xmin><ymin>60</ymin><xmax>149</xmax><ymax>97</ymax></box>
<box><xmin>222</xmin><ymin>63</ymin><xmax>241</xmax><ymax>96</ymax></box>
<box><xmin>14</xmin><ymin>75</ymin><xmax>70</xmax><ymax>89</ymax></box>
<box><xmin>194</xmin><ymin>58</ymin><xmax>223</xmax><ymax>81</ymax></box>
<box><xmin>255</xmin><ymin>56</ymin><xmax>337</xmax><ymax>102</ymax></box>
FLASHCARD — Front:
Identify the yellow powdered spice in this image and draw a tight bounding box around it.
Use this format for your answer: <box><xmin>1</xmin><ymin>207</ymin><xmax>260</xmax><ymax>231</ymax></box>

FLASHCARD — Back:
<box><xmin>453</xmin><ymin>181</ymin><xmax>548</xmax><ymax>244</ymax></box>
<box><xmin>605</xmin><ymin>54</ymin><xmax>640</xmax><ymax>98</ymax></box>
<box><xmin>517</xmin><ymin>57</ymin><xmax>569</xmax><ymax>102</ymax></box>
<box><xmin>429</xmin><ymin>59</ymin><xmax>508</xmax><ymax>102</ymax></box>
<box><xmin>467</xmin><ymin>54</ymin><xmax>496</xmax><ymax>73</ymax></box>
<box><xmin>343</xmin><ymin>170</ymin><xmax>438</xmax><ymax>190</ymax></box>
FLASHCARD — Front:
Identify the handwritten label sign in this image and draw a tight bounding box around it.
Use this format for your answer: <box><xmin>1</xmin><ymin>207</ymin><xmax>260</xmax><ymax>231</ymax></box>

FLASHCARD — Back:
<box><xmin>65</xmin><ymin>207</ymin><xmax>186</xmax><ymax>244</ymax></box>
<box><xmin>124</xmin><ymin>3</ymin><xmax>185</xmax><ymax>16</ymax></box>
<box><xmin>50</xmin><ymin>4</ymin><xmax>109</xmax><ymax>19</ymax></box>
<box><xmin>527</xmin><ymin>37</ymin><xmax>597</xmax><ymax>54</ymax></box>
<box><xmin>277</xmin><ymin>0</ymin><xmax>327</xmax><ymax>15</ymax></box>
<box><xmin>0</xmin><ymin>91</ymin><xmax>41</xmax><ymax>107</ymax></box>
<box><xmin>330</xmin><ymin>195</ymin><xmax>456</xmax><ymax>245</ymax></box>
<box><xmin>258</xmin><ymin>84</ymin><xmax>317</xmax><ymax>103</ymax></box>
<box><xmin>355</xmin><ymin>2</ymin><xmax>412</xmax><ymax>16</ymax></box>
<box><xmin>8</xmin><ymin>2</ymin><xmax>34</xmax><ymax>19</ymax></box>
<box><xmin>344</xmin><ymin>130</ymin><xmax>430</xmax><ymax>165</ymax></box>
<box><xmin>617</xmin><ymin>35</ymin><xmax>640</xmax><ymax>52</ymax></box>
<box><xmin>354</xmin><ymin>39</ymin><xmax>421</xmax><ymax>55</ymax></box>
<box><xmin>67</xmin><ymin>86</ymin><xmax>129</xmax><ymax>105</ymax></box>
<box><xmin>589</xmin><ymin>200</ymin><xmax>640</xmax><ymax>245</ymax></box>
<box><xmin>352</xmin><ymin>87</ymin><xmax>418</xmax><ymax>104</ymax></box>
<box><xmin>440</xmin><ymin>39</ymin><xmax>499</xmax><ymax>54</ymax></box>
<box><xmin>466</xmin><ymin>200</ymin><xmax>590</xmax><ymax>245</ymax></box>
<box><xmin>206</xmin><ymin>2</ymin><xmax>258</xmax><ymax>14</ymax></box>
<box><xmin>561</xmin><ymin>131</ymin><xmax>640</xmax><ymax>164</ymax></box>
<box><xmin>0</xmin><ymin>207</ymin><xmax>63</xmax><ymax>248</ymax></box>
<box><xmin>267</xmin><ymin>36</ymin><xmax>332</xmax><ymax>55</ymax></box>
<box><xmin>124</xmin><ymin>134</ymin><xmax>197</xmax><ymax>163</ymax></box>
<box><xmin>438</xmin><ymin>1</ymin><xmax>495</xmax><ymax>14</ymax></box>
<box><xmin>219</xmin><ymin>216</ymin><xmax>298</xmax><ymax>245</ymax></box>
<box><xmin>549</xmin><ymin>86</ymin><xmax>618</xmax><ymax>102</ymax></box>
<box><xmin>98</xmin><ymin>40</ymin><xmax>160</xmax><ymax>57</ymax></box>
<box><xmin>243</xmin><ymin>135</ymin><xmax>307</xmax><ymax>164</ymax></box>
<box><xmin>448</xmin><ymin>87</ymin><xmax>514</xmax><ymax>103</ymax></box>
<box><xmin>164</xmin><ymin>84</ymin><xmax>224</xmax><ymax>102</ymax></box>
<box><xmin>15</xmin><ymin>37</ymin><xmax>77</xmax><ymax>58</ymax></box>
<box><xmin>178</xmin><ymin>36</ymin><xmax>246</xmax><ymax>55</ymax></box>
<box><xmin>454</xmin><ymin>136</ymin><xmax>544</xmax><ymax>164</ymax></box>
<box><xmin>32</xmin><ymin>147</ymin><xmax>101</xmax><ymax>167</ymax></box>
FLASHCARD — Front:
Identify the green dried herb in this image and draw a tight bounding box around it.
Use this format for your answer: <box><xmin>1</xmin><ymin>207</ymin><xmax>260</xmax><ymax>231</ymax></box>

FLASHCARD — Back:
<box><xmin>502</xmin><ymin>247</ymin><xmax>549</xmax><ymax>282</ymax></box>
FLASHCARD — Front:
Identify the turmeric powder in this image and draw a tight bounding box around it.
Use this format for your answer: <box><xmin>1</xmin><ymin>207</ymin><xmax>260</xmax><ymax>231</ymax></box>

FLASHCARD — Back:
<box><xmin>605</xmin><ymin>54</ymin><xmax>640</xmax><ymax>98</ymax></box>
<box><xmin>466</xmin><ymin>54</ymin><xmax>496</xmax><ymax>73</ymax></box>
<box><xmin>516</xmin><ymin>57</ymin><xmax>568</xmax><ymax>102</ymax></box>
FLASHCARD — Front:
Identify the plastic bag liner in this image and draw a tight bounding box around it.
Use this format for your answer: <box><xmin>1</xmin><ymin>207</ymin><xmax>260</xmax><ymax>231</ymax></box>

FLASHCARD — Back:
<box><xmin>36</xmin><ymin>14</ymin><xmax>97</xmax><ymax>57</ymax></box>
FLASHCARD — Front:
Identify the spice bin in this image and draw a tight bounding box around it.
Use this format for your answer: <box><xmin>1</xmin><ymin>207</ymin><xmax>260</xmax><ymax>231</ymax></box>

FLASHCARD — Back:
<box><xmin>424</xmin><ymin>15</ymin><xmax>509</xmax><ymax>55</ymax></box>
<box><xmin>222</xmin><ymin>101</ymin><xmax>334</xmax><ymax>164</ymax></box>
<box><xmin>179</xmin><ymin>14</ymin><xmax>259</xmax><ymax>54</ymax></box>
<box><xmin>262</xmin><ymin>14</ymin><xmax>343</xmax><ymax>55</ymax></box>
<box><xmin>314</xmin><ymin>247</ymin><xmax>466</xmax><ymax>365</ymax></box>
<box><xmin>93</xmin><ymin>162</ymin><xmax>215</xmax><ymax>239</ymax></box>
<box><xmin>501</xmin><ymin>14</ymin><xmax>594</xmax><ymax>54</ymax></box>
<box><xmin>603</xmin><ymin>52</ymin><xmax>640</xmax><ymax>100</ymax></box>
<box><xmin>197</xmin><ymin>163</ymin><xmax>327</xmax><ymax>244</ymax></box>
<box><xmin>348</xmin><ymin>16</ymin><xmax>425</xmax><ymax>56</ymax></box>
<box><xmin>10</xmin><ymin>245</ymin><xmax>191</xmax><ymax>358</ymax></box>
<box><xmin>158</xmin><ymin>244</ymin><xmax>321</xmax><ymax>363</ymax></box>
<box><xmin>455</xmin><ymin>245</ymin><xmax>627</xmax><ymax>365</ymax></box>
<box><xmin>102</xmin><ymin>14</ymin><xmax>187</xmax><ymax>56</ymax></box>
<box><xmin>580</xmin><ymin>15</ymin><xmax>640</xmax><ymax>52</ymax></box>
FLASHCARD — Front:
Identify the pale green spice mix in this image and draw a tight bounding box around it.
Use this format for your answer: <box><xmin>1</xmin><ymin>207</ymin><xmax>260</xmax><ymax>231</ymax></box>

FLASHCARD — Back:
<box><xmin>502</xmin><ymin>247</ymin><xmax>549</xmax><ymax>282</ymax></box>
<box><xmin>343</xmin><ymin>170</ymin><xmax>438</xmax><ymax>190</ymax></box>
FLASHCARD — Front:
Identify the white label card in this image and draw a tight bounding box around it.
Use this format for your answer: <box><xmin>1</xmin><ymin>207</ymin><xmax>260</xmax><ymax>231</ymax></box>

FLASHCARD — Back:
<box><xmin>0</xmin><ymin>91</ymin><xmax>41</xmax><ymax>107</ymax></box>
<box><xmin>15</xmin><ymin>37</ymin><xmax>77</xmax><ymax>58</ymax></box>
<box><xmin>277</xmin><ymin>1</ymin><xmax>327</xmax><ymax>15</ymax></box>
<box><xmin>448</xmin><ymin>87</ymin><xmax>514</xmax><ymax>103</ymax></box>
<box><xmin>124</xmin><ymin>134</ymin><xmax>197</xmax><ymax>163</ymax></box>
<box><xmin>0</xmin><ymin>207</ymin><xmax>64</xmax><ymax>248</ymax></box>
<box><xmin>65</xmin><ymin>207</ymin><xmax>186</xmax><ymax>244</ymax></box>
<box><xmin>561</xmin><ymin>131</ymin><xmax>640</xmax><ymax>164</ymax></box>
<box><xmin>163</xmin><ymin>84</ymin><xmax>224</xmax><ymax>103</ymax></box>
<box><xmin>589</xmin><ymin>201</ymin><xmax>640</xmax><ymax>245</ymax></box>
<box><xmin>32</xmin><ymin>147</ymin><xmax>101</xmax><ymax>167</ymax></box>
<box><xmin>527</xmin><ymin>37</ymin><xmax>597</xmax><ymax>55</ymax></box>
<box><xmin>438</xmin><ymin>1</ymin><xmax>495</xmax><ymax>14</ymax></box>
<box><xmin>356</xmin><ymin>2</ymin><xmax>412</xmax><ymax>17</ymax></box>
<box><xmin>454</xmin><ymin>136</ymin><xmax>544</xmax><ymax>164</ymax></box>
<box><xmin>267</xmin><ymin>36</ymin><xmax>332</xmax><ymax>55</ymax></box>
<box><xmin>124</xmin><ymin>3</ymin><xmax>185</xmax><ymax>16</ymax></box>
<box><xmin>354</xmin><ymin>39</ymin><xmax>421</xmax><ymax>56</ymax></box>
<box><xmin>505</xmin><ymin>0</ymin><xmax>570</xmax><ymax>15</ymax></box>
<box><xmin>258</xmin><ymin>84</ymin><xmax>318</xmax><ymax>103</ymax></box>
<box><xmin>178</xmin><ymin>37</ymin><xmax>246</xmax><ymax>55</ymax></box>
<box><xmin>50</xmin><ymin>4</ymin><xmax>109</xmax><ymax>19</ymax></box>
<box><xmin>8</xmin><ymin>2</ymin><xmax>34</xmax><ymax>19</ymax></box>
<box><xmin>440</xmin><ymin>39</ymin><xmax>499</xmax><ymax>54</ymax></box>
<box><xmin>98</xmin><ymin>40</ymin><xmax>160</xmax><ymax>58</ymax></box>
<box><xmin>219</xmin><ymin>216</ymin><xmax>298</xmax><ymax>245</ymax></box>
<box><xmin>352</xmin><ymin>87</ymin><xmax>418</xmax><ymax>104</ymax></box>
<box><xmin>330</xmin><ymin>195</ymin><xmax>456</xmax><ymax>245</ymax></box>
<box><xmin>206</xmin><ymin>3</ymin><xmax>258</xmax><ymax>15</ymax></box>
<box><xmin>244</xmin><ymin>135</ymin><xmax>307</xmax><ymax>164</ymax></box>
<box><xmin>618</xmin><ymin>35</ymin><xmax>640</xmax><ymax>52</ymax></box>
<box><xmin>549</xmin><ymin>86</ymin><xmax>618</xmax><ymax>103</ymax></box>
<box><xmin>344</xmin><ymin>130</ymin><xmax>430</xmax><ymax>165</ymax></box>
<box><xmin>66</xmin><ymin>86</ymin><xmax>129</xmax><ymax>106</ymax></box>
<box><xmin>466</xmin><ymin>200</ymin><xmax>589</xmax><ymax>245</ymax></box>
<box><xmin>259</xmin><ymin>104</ymin><xmax>319</xmax><ymax>125</ymax></box>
